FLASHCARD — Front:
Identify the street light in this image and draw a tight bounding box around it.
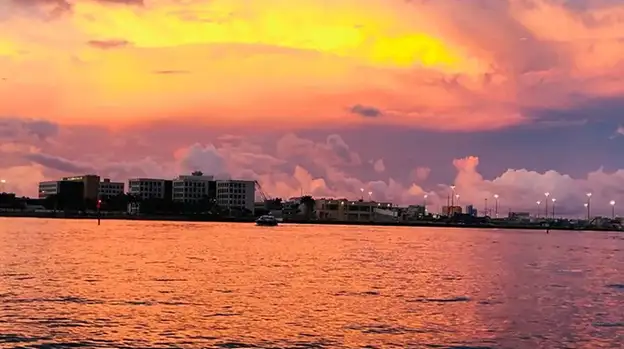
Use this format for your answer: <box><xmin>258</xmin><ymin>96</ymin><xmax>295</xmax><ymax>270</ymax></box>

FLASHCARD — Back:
<box><xmin>584</xmin><ymin>203</ymin><xmax>588</xmax><ymax>220</ymax></box>
<box><xmin>551</xmin><ymin>198</ymin><xmax>556</xmax><ymax>219</ymax></box>
<box><xmin>0</xmin><ymin>179</ymin><xmax>5</xmax><ymax>193</ymax></box>
<box><xmin>450</xmin><ymin>185</ymin><xmax>456</xmax><ymax>207</ymax></box>
<box><xmin>544</xmin><ymin>192</ymin><xmax>550</xmax><ymax>218</ymax></box>
<box><xmin>586</xmin><ymin>192</ymin><xmax>592</xmax><ymax>220</ymax></box>
<box><xmin>368</xmin><ymin>191</ymin><xmax>373</xmax><ymax>201</ymax></box>
<box><xmin>494</xmin><ymin>194</ymin><xmax>499</xmax><ymax>218</ymax></box>
<box><xmin>536</xmin><ymin>201</ymin><xmax>541</xmax><ymax>218</ymax></box>
<box><xmin>360</xmin><ymin>188</ymin><xmax>364</xmax><ymax>201</ymax></box>
<box><xmin>455</xmin><ymin>194</ymin><xmax>460</xmax><ymax>206</ymax></box>
<box><xmin>423</xmin><ymin>194</ymin><xmax>428</xmax><ymax>214</ymax></box>
<box><xmin>610</xmin><ymin>200</ymin><xmax>616</xmax><ymax>219</ymax></box>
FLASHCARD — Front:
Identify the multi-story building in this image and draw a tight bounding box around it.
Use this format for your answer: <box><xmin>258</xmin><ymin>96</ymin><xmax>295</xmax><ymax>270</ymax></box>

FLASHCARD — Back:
<box><xmin>172</xmin><ymin>173</ymin><xmax>216</xmax><ymax>203</ymax></box>
<box><xmin>216</xmin><ymin>180</ymin><xmax>255</xmax><ymax>213</ymax></box>
<box><xmin>99</xmin><ymin>178</ymin><xmax>124</xmax><ymax>199</ymax></box>
<box><xmin>62</xmin><ymin>174</ymin><xmax>100</xmax><ymax>201</ymax></box>
<box><xmin>38</xmin><ymin>181</ymin><xmax>61</xmax><ymax>199</ymax></box>
<box><xmin>128</xmin><ymin>178</ymin><xmax>173</xmax><ymax>200</ymax></box>
<box><xmin>315</xmin><ymin>199</ymin><xmax>394</xmax><ymax>222</ymax></box>
<box><xmin>37</xmin><ymin>180</ymin><xmax>84</xmax><ymax>209</ymax></box>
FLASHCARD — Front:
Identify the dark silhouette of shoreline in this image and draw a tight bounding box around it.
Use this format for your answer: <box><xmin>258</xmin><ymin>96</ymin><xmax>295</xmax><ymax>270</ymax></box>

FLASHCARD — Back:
<box><xmin>0</xmin><ymin>211</ymin><xmax>621</xmax><ymax>232</ymax></box>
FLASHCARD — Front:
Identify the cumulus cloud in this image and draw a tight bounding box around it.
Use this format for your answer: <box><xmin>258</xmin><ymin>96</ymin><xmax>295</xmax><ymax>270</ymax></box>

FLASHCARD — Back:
<box><xmin>373</xmin><ymin>159</ymin><xmax>385</xmax><ymax>173</ymax></box>
<box><xmin>4</xmin><ymin>129</ymin><xmax>624</xmax><ymax>217</ymax></box>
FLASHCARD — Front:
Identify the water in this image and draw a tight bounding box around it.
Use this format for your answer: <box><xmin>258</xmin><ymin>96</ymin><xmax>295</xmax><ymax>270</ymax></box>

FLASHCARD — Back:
<box><xmin>0</xmin><ymin>218</ymin><xmax>622</xmax><ymax>349</ymax></box>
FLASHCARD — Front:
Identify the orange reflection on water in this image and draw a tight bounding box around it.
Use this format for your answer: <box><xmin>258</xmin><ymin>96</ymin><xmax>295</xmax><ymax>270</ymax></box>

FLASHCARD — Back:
<box><xmin>0</xmin><ymin>218</ymin><xmax>622</xmax><ymax>348</ymax></box>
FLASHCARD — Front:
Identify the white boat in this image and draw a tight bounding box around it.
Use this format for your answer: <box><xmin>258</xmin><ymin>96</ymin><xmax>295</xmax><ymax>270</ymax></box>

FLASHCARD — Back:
<box><xmin>256</xmin><ymin>215</ymin><xmax>278</xmax><ymax>226</ymax></box>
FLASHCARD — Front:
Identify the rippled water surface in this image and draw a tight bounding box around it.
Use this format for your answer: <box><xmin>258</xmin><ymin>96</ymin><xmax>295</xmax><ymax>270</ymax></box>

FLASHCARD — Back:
<box><xmin>1</xmin><ymin>218</ymin><xmax>623</xmax><ymax>348</ymax></box>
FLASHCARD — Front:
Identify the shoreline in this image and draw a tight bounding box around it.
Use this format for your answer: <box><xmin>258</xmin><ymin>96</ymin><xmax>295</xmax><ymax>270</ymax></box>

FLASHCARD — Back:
<box><xmin>1</xmin><ymin>211</ymin><xmax>621</xmax><ymax>232</ymax></box>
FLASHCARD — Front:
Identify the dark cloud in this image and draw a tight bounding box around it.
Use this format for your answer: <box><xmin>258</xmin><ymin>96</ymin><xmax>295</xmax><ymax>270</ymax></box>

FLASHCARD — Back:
<box><xmin>24</xmin><ymin>152</ymin><xmax>92</xmax><ymax>174</ymax></box>
<box><xmin>9</xmin><ymin>0</ymin><xmax>143</xmax><ymax>17</ymax></box>
<box><xmin>87</xmin><ymin>39</ymin><xmax>132</xmax><ymax>50</ymax></box>
<box><xmin>524</xmin><ymin>95</ymin><xmax>624</xmax><ymax>123</ymax></box>
<box><xmin>350</xmin><ymin>104</ymin><xmax>382</xmax><ymax>118</ymax></box>
<box><xmin>0</xmin><ymin>117</ymin><xmax>59</xmax><ymax>141</ymax></box>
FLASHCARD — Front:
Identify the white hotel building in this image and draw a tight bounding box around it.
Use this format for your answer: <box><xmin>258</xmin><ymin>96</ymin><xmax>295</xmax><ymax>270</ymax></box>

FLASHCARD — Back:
<box><xmin>216</xmin><ymin>180</ymin><xmax>255</xmax><ymax>213</ymax></box>
<box><xmin>128</xmin><ymin>178</ymin><xmax>172</xmax><ymax>200</ymax></box>
<box><xmin>172</xmin><ymin>174</ymin><xmax>216</xmax><ymax>203</ymax></box>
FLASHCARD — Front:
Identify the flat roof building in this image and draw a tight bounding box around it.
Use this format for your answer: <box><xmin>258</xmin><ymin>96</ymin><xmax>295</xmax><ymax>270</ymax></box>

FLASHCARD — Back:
<box><xmin>172</xmin><ymin>173</ymin><xmax>216</xmax><ymax>203</ymax></box>
<box><xmin>99</xmin><ymin>178</ymin><xmax>124</xmax><ymax>199</ymax></box>
<box><xmin>128</xmin><ymin>178</ymin><xmax>173</xmax><ymax>200</ymax></box>
<box><xmin>62</xmin><ymin>174</ymin><xmax>100</xmax><ymax>201</ymax></box>
<box><xmin>216</xmin><ymin>180</ymin><xmax>255</xmax><ymax>214</ymax></box>
<box><xmin>315</xmin><ymin>199</ymin><xmax>394</xmax><ymax>222</ymax></box>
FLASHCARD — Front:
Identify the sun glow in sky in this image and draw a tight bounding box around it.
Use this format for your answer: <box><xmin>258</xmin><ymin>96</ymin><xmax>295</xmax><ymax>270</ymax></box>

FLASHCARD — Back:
<box><xmin>0</xmin><ymin>0</ymin><xmax>502</xmax><ymax>128</ymax></box>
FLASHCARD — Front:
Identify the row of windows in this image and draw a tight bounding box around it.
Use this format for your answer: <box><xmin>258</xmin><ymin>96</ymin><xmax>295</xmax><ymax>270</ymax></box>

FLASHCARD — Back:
<box><xmin>217</xmin><ymin>182</ymin><xmax>252</xmax><ymax>188</ymax></box>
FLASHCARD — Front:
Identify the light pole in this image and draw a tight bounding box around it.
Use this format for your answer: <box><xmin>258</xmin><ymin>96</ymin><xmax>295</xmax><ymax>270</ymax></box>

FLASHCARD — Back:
<box><xmin>551</xmin><ymin>198</ymin><xmax>556</xmax><ymax>219</ymax></box>
<box><xmin>423</xmin><ymin>194</ymin><xmax>428</xmax><ymax>215</ymax></box>
<box><xmin>0</xmin><ymin>179</ymin><xmax>6</xmax><ymax>193</ymax></box>
<box><xmin>455</xmin><ymin>194</ymin><xmax>460</xmax><ymax>207</ymax></box>
<box><xmin>450</xmin><ymin>185</ymin><xmax>456</xmax><ymax>207</ymax></box>
<box><xmin>584</xmin><ymin>203</ymin><xmax>588</xmax><ymax>220</ymax></box>
<box><xmin>536</xmin><ymin>201</ymin><xmax>541</xmax><ymax>218</ymax></box>
<box><xmin>494</xmin><ymin>194</ymin><xmax>499</xmax><ymax>218</ymax></box>
<box><xmin>484</xmin><ymin>198</ymin><xmax>488</xmax><ymax>217</ymax></box>
<box><xmin>610</xmin><ymin>200</ymin><xmax>616</xmax><ymax>219</ymax></box>
<box><xmin>359</xmin><ymin>188</ymin><xmax>364</xmax><ymax>201</ymax></box>
<box><xmin>544</xmin><ymin>192</ymin><xmax>550</xmax><ymax>218</ymax></box>
<box><xmin>586</xmin><ymin>192</ymin><xmax>592</xmax><ymax>220</ymax></box>
<box><xmin>368</xmin><ymin>191</ymin><xmax>373</xmax><ymax>201</ymax></box>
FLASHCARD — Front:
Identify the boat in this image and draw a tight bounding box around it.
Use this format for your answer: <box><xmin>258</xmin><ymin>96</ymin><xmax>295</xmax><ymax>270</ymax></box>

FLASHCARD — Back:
<box><xmin>256</xmin><ymin>215</ymin><xmax>278</xmax><ymax>226</ymax></box>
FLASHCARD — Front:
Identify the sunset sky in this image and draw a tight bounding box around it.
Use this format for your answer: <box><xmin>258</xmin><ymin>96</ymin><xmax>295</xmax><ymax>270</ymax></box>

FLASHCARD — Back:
<box><xmin>1</xmin><ymin>0</ymin><xmax>624</xmax><ymax>215</ymax></box>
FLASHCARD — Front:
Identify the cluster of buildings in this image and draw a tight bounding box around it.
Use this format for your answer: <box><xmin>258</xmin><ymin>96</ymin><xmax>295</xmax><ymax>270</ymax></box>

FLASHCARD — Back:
<box><xmin>37</xmin><ymin>172</ymin><xmax>256</xmax><ymax>213</ymax></box>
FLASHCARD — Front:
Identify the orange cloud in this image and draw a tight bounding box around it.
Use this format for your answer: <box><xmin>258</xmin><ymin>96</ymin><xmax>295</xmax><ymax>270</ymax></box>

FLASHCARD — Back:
<box><xmin>0</xmin><ymin>0</ymin><xmax>622</xmax><ymax>131</ymax></box>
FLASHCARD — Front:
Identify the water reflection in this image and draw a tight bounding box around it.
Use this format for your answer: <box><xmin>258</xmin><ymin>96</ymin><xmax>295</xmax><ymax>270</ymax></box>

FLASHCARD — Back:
<box><xmin>0</xmin><ymin>218</ymin><xmax>622</xmax><ymax>348</ymax></box>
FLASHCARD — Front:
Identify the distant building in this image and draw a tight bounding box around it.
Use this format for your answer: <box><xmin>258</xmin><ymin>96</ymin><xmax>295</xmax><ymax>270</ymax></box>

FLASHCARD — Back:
<box><xmin>38</xmin><ymin>181</ymin><xmax>61</xmax><ymax>199</ymax></box>
<box><xmin>37</xmin><ymin>180</ymin><xmax>84</xmax><ymax>209</ymax></box>
<box><xmin>172</xmin><ymin>173</ymin><xmax>216</xmax><ymax>203</ymax></box>
<box><xmin>402</xmin><ymin>205</ymin><xmax>426</xmax><ymax>221</ymax></box>
<box><xmin>465</xmin><ymin>205</ymin><xmax>477</xmax><ymax>217</ymax></box>
<box><xmin>315</xmin><ymin>199</ymin><xmax>394</xmax><ymax>222</ymax></box>
<box><xmin>442</xmin><ymin>205</ymin><xmax>462</xmax><ymax>216</ymax></box>
<box><xmin>128</xmin><ymin>178</ymin><xmax>173</xmax><ymax>200</ymax></box>
<box><xmin>216</xmin><ymin>180</ymin><xmax>255</xmax><ymax>214</ymax></box>
<box><xmin>62</xmin><ymin>174</ymin><xmax>100</xmax><ymax>201</ymax></box>
<box><xmin>99</xmin><ymin>178</ymin><xmax>124</xmax><ymax>199</ymax></box>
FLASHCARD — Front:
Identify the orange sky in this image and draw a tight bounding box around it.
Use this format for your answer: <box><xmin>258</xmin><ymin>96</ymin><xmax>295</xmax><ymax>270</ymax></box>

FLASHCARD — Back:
<box><xmin>1</xmin><ymin>0</ymin><xmax>622</xmax><ymax>132</ymax></box>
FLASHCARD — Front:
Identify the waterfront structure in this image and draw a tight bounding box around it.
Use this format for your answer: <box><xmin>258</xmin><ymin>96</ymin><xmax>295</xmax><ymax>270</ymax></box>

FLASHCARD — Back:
<box><xmin>508</xmin><ymin>212</ymin><xmax>531</xmax><ymax>222</ymax></box>
<box><xmin>128</xmin><ymin>178</ymin><xmax>173</xmax><ymax>200</ymax></box>
<box><xmin>401</xmin><ymin>205</ymin><xmax>426</xmax><ymax>221</ymax></box>
<box><xmin>62</xmin><ymin>174</ymin><xmax>101</xmax><ymax>201</ymax></box>
<box><xmin>315</xmin><ymin>199</ymin><xmax>394</xmax><ymax>222</ymax></box>
<box><xmin>172</xmin><ymin>173</ymin><xmax>216</xmax><ymax>203</ymax></box>
<box><xmin>442</xmin><ymin>205</ymin><xmax>462</xmax><ymax>216</ymax></box>
<box><xmin>216</xmin><ymin>179</ymin><xmax>255</xmax><ymax>214</ymax></box>
<box><xmin>99</xmin><ymin>178</ymin><xmax>124</xmax><ymax>199</ymax></box>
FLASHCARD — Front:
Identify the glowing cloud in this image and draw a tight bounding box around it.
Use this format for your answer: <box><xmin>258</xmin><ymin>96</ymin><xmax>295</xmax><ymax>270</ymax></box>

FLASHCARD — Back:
<box><xmin>0</xmin><ymin>1</ymin><xmax>622</xmax><ymax>131</ymax></box>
